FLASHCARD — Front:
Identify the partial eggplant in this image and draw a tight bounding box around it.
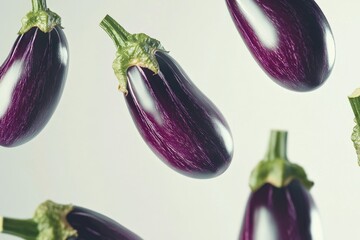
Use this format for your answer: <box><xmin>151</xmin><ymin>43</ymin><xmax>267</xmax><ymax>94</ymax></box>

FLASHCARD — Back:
<box><xmin>348</xmin><ymin>88</ymin><xmax>360</xmax><ymax>166</ymax></box>
<box><xmin>240</xmin><ymin>130</ymin><xmax>322</xmax><ymax>240</ymax></box>
<box><xmin>0</xmin><ymin>200</ymin><xmax>142</xmax><ymax>240</ymax></box>
<box><xmin>0</xmin><ymin>0</ymin><xmax>69</xmax><ymax>147</ymax></box>
<box><xmin>226</xmin><ymin>0</ymin><xmax>335</xmax><ymax>91</ymax></box>
<box><xmin>100</xmin><ymin>15</ymin><xmax>233</xmax><ymax>178</ymax></box>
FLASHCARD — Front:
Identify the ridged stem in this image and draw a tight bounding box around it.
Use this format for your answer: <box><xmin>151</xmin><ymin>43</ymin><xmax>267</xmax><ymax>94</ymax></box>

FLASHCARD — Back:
<box><xmin>348</xmin><ymin>88</ymin><xmax>360</xmax><ymax>165</ymax></box>
<box><xmin>100</xmin><ymin>14</ymin><xmax>130</xmax><ymax>49</ymax></box>
<box><xmin>264</xmin><ymin>130</ymin><xmax>288</xmax><ymax>161</ymax></box>
<box><xmin>349</xmin><ymin>88</ymin><xmax>360</xmax><ymax>125</ymax></box>
<box><xmin>1</xmin><ymin>217</ymin><xmax>38</xmax><ymax>240</ymax></box>
<box><xmin>32</xmin><ymin>0</ymin><xmax>47</xmax><ymax>12</ymax></box>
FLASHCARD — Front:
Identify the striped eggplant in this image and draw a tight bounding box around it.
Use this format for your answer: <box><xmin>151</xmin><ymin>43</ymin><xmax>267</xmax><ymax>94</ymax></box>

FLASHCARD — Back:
<box><xmin>100</xmin><ymin>15</ymin><xmax>233</xmax><ymax>178</ymax></box>
<box><xmin>240</xmin><ymin>130</ymin><xmax>323</xmax><ymax>240</ymax></box>
<box><xmin>226</xmin><ymin>0</ymin><xmax>335</xmax><ymax>91</ymax></box>
<box><xmin>0</xmin><ymin>0</ymin><xmax>69</xmax><ymax>147</ymax></box>
<box><xmin>0</xmin><ymin>200</ymin><xmax>142</xmax><ymax>240</ymax></box>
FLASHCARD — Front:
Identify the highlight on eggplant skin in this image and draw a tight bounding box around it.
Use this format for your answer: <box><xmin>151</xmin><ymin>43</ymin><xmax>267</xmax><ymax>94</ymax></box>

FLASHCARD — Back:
<box><xmin>226</xmin><ymin>0</ymin><xmax>335</xmax><ymax>91</ymax></box>
<box><xmin>0</xmin><ymin>26</ymin><xmax>68</xmax><ymax>147</ymax></box>
<box><xmin>126</xmin><ymin>51</ymin><xmax>233</xmax><ymax>178</ymax></box>
<box><xmin>0</xmin><ymin>0</ymin><xmax>69</xmax><ymax>147</ymax></box>
<box><xmin>100</xmin><ymin>15</ymin><xmax>233</xmax><ymax>178</ymax></box>
<box><xmin>0</xmin><ymin>200</ymin><xmax>142</xmax><ymax>240</ymax></box>
<box><xmin>240</xmin><ymin>181</ymin><xmax>322</xmax><ymax>240</ymax></box>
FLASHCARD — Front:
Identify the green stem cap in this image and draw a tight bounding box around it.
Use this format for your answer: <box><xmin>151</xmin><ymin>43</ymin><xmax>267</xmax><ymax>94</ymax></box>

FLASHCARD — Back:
<box><xmin>0</xmin><ymin>200</ymin><xmax>77</xmax><ymax>240</ymax></box>
<box><xmin>100</xmin><ymin>14</ymin><xmax>166</xmax><ymax>95</ymax></box>
<box><xmin>19</xmin><ymin>0</ymin><xmax>62</xmax><ymax>34</ymax></box>
<box><xmin>348</xmin><ymin>88</ymin><xmax>360</xmax><ymax>166</ymax></box>
<box><xmin>249</xmin><ymin>130</ymin><xmax>314</xmax><ymax>192</ymax></box>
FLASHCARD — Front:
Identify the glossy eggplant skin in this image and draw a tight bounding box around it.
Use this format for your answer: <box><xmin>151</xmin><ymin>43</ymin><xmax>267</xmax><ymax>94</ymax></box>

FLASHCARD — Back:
<box><xmin>240</xmin><ymin>181</ymin><xmax>322</xmax><ymax>240</ymax></box>
<box><xmin>226</xmin><ymin>0</ymin><xmax>335</xmax><ymax>91</ymax></box>
<box><xmin>0</xmin><ymin>26</ymin><xmax>68</xmax><ymax>147</ymax></box>
<box><xmin>125</xmin><ymin>51</ymin><xmax>233</xmax><ymax>178</ymax></box>
<box><xmin>66</xmin><ymin>206</ymin><xmax>142</xmax><ymax>240</ymax></box>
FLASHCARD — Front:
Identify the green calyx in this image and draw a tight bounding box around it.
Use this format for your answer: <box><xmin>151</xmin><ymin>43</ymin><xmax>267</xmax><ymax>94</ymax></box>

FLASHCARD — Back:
<box><xmin>1</xmin><ymin>200</ymin><xmax>77</xmax><ymax>240</ymax></box>
<box><xmin>250</xmin><ymin>158</ymin><xmax>314</xmax><ymax>191</ymax></box>
<box><xmin>351</xmin><ymin>122</ymin><xmax>360</xmax><ymax>166</ymax></box>
<box><xmin>112</xmin><ymin>34</ymin><xmax>165</xmax><ymax>94</ymax></box>
<box><xmin>249</xmin><ymin>130</ymin><xmax>314</xmax><ymax>192</ymax></box>
<box><xmin>19</xmin><ymin>0</ymin><xmax>62</xmax><ymax>34</ymax></box>
<box><xmin>349</xmin><ymin>88</ymin><xmax>360</xmax><ymax>166</ymax></box>
<box><xmin>33</xmin><ymin>200</ymin><xmax>76</xmax><ymax>240</ymax></box>
<box><xmin>100</xmin><ymin>14</ymin><xmax>166</xmax><ymax>95</ymax></box>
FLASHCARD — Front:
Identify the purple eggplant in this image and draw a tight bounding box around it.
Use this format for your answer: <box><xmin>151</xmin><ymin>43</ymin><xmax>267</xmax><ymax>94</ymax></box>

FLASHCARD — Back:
<box><xmin>0</xmin><ymin>200</ymin><xmax>142</xmax><ymax>240</ymax></box>
<box><xmin>100</xmin><ymin>15</ymin><xmax>233</xmax><ymax>178</ymax></box>
<box><xmin>240</xmin><ymin>130</ymin><xmax>322</xmax><ymax>240</ymax></box>
<box><xmin>226</xmin><ymin>0</ymin><xmax>335</xmax><ymax>91</ymax></box>
<box><xmin>0</xmin><ymin>0</ymin><xmax>69</xmax><ymax>147</ymax></box>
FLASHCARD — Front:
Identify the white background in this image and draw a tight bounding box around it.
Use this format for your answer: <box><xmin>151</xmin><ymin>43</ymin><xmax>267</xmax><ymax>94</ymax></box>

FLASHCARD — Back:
<box><xmin>0</xmin><ymin>0</ymin><xmax>358</xmax><ymax>239</ymax></box>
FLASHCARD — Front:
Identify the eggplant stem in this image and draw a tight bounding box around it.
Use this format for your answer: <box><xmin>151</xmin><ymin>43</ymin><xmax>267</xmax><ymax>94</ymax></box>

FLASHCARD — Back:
<box><xmin>349</xmin><ymin>88</ymin><xmax>360</xmax><ymax>125</ymax></box>
<box><xmin>20</xmin><ymin>0</ymin><xmax>61</xmax><ymax>34</ymax></box>
<box><xmin>1</xmin><ymin>217</ymin><xmax>38</xmax><ymax>240</ymax></box>
<box><xmin>99</xmin><ymin>14</ymin><xmax>165</xmax><ymax>95</ymax></box>
<box><xmin>32</xmin><ymin>0</ymin><xmax>47</xmax><ymax>12</ymax></box>
<box><xmin>264</xmin><ymin>130</ymin><xmax>288</xmax><ymax>161</ymax></box>
<box><xmin>249</xmin><ymin>130</ymin><xmax>314</xmax><ymax>191</ymax></box>
<box><xmin>100</xmin><ymin>14</ymin><xmax>130</xmax><ymax>49</ymax></box>
<box><xmin>348</xmin><ymin>88</ymin><xmax>360</xmax><ymax>165</ymax></box>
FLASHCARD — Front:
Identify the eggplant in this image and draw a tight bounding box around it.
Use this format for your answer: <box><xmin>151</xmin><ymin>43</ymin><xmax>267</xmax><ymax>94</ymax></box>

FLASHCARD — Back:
<box><xmin>226</xmin><ymin>0</ymin><xmax>335</xmax><ymax>91</ymax></box>
<box><xmin>100</xmin><ymin>15</ymin><xmax>233</xmax><ymax>178</ymax></box>
<box><xmin>0</xmin><ymin>0</ymin><xmax>69</xmax><ymax>147</ymax></box>
<box><xmin>0</xmin><ymin>200</ymin><xmax>142</xmax><ymax>240</ymax></box>
<box><xmin>240</xmin><ymin>130</ymin><xmax>322</xmax><ymax>240</ymax></box>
